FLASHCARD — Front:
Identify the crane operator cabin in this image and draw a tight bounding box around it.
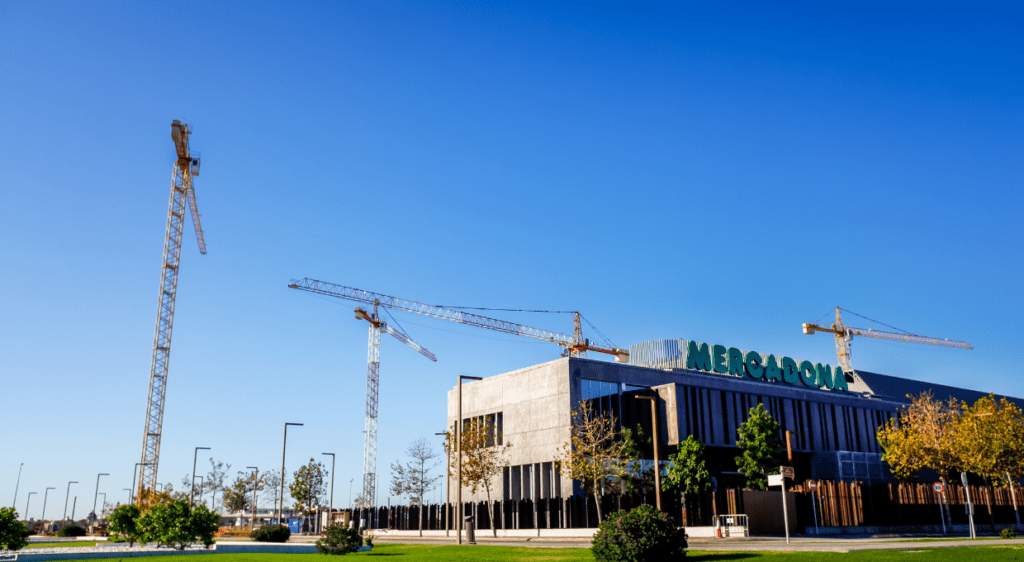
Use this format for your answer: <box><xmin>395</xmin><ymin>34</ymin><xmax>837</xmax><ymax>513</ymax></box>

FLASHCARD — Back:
<box><xmin>447</xmin><ymin>338</ymin><xmax>1023</xmax><ymax>504</ymax></box>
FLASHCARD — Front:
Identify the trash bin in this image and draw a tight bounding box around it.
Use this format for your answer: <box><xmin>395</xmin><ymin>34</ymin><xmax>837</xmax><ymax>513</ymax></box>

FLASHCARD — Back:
<box><xmin>464</xmin><ymin>516</ymin><xmax>476</xmax><ymax>544</ymax></box>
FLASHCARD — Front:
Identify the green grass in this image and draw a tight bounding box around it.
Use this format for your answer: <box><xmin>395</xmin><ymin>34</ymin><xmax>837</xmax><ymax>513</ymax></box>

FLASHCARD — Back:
<box><xmin>26</xmin><ymin>542</ymin><xmax>99</xmax><ymax>548</ymax></box>
<box><xmin>94</xmin><ymin>544</ymin><xmax>1024</xmax><ymax>561</ymax></box>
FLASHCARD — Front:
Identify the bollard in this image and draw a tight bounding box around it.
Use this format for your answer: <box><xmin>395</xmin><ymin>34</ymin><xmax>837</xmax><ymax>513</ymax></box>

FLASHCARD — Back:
<box><xmin>464</xmin><ymin>516</ymin><xmax>476</xmax><ymax>544</ymax></box>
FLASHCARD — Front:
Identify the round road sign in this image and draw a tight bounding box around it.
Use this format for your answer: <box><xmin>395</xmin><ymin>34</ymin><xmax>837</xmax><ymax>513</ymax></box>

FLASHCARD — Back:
<box><xmin>807</xmin><ymin>480</ymin><xmax>818</xmax><ymax>490</ymax></box>
<box><xmin>933</xmin><ymin>482</ymin><xmax>944</xmax><ymax>493</ymax></box>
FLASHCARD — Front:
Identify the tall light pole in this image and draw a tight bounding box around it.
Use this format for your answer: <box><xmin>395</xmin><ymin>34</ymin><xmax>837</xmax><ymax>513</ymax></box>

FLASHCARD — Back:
<box><xmin>12</xmin><ymin>463</ymin><xmax>23</xmax><ymax>509</ymax></box>
<box><xmin>246</xmin><ymin>467</ymin><xmax>258</xmax><ymax>531</ymax></box>
<box><xmin>41</xmin><ymin>487</ymin><xmax>55</xmax><ymax>531</ymax></box>
<box><xmin>25</xmin><ymin>492</ymin><xmax>36</xmax><ymax>523</ymax></box>
<box><xmin>62</xmin><ymin>481</ymin><xmax>79</xmax><ymax>521</ymax></box>
<box><xmin>191</xmin><ymin>447</ymin><xmax>211</xmax><ymax>506</ymax></box>
<box><xmin>456</xmin><ymin>375</ymin><xmax>482</xmax><ymax>545</ymax></box>
<box><xmin>98</xmin><ymin>493</ymin><xmax>106</xmax><ymax>518</ymax></box>
<box><xmin>131</xmin><ymin>462</ymin><xmax>150</xmax><ymax>506</ymax></box>
<box><xmin>279</xmin><ymin>423</ymin><xmax>303</xmax><ymax>524</ymax></box>
<box><xmin>70</xmin><ymin>497</ymin><xmax>77</xmax><ymax>521</ymax></box>
<box><xmin>635</xmin><ymin>395</ymin><xmax>662</xmax><ymax>511</ymax></box>
<box><xmin>123</xmin><ymin>489</ymin><xmax>132</xmax><ymax>505</ymax></box>
<box><xmin>322</xmin><ymin>453</ymin><xmax>335</xmax><ymax>519</ymax></box>
<box><xmin>435</xmin><ymin>431</ymin><xmax>450</xmax><ymax>537</ymax></box>
<box><xmin>92</xmin><ymin>473</ymin><xmax>109</xmax><ymax>521</ymax></box>
<box><xmin>348</xmin><ymin>479</ymin><xmax>353</xmax><ymax>509</ymax></box>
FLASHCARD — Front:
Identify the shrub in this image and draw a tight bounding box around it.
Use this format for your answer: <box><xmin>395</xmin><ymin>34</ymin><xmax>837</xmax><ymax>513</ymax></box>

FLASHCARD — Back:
<box><xmin>251</xmin><ymin>524</ymin><xmax>291</xmax><ymax>543</ymax></box>
<box><xmin>1001</xmin><ymin>527</ymin><xmax>1017</xmax><ymax>539</ymax></box>
<box><xmin>591</xmin><ymin>505</ymin><xmax>687</xmax><ymax>562</ymax></box>
<box><xmin>0</xmin><ymin>507</ymin><xmax>31</xmax><ymax>551</ymax></box>
<box><xmin>107</xmin><ymin>504</ymin><xmax>143</xmax><ymax>547</ymax></box>
<box><xmin>137</xmin><ymin>500</ymin><xmax>219</xmax><ymax>550</ymax></box>
<box><xmin>57</xmin><ymin>525</ymin><xmax>87</xmax><ymax>537</ymax></box>
<box><xmin>315</xmin><ymin>524</ymin><xmax>363</xmax><ymax>555</ymax></box>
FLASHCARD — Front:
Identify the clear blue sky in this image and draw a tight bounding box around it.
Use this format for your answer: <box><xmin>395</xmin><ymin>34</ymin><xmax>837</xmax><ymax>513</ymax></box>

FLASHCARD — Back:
<box><xmin>2</xmin><ymin>1</ymin><xmax>1021</xmax><ymax>519</ymax></box>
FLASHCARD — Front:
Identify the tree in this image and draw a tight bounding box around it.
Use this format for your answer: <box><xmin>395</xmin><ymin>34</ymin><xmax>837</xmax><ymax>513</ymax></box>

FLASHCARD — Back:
<box><xmin>734</xmin><ymin>403</ymin><xmax>783</xmax><ymax>490</ymax></box>
<box><xmin>290</xmin><ymin>459</ymin><xmax>328</xmax><ymax>532</ymax></box>
<box><xmin>444</xmin><ymin>420</ymin><xmax>512</xmax><ymax>536</ymax></box>
<box><xmin>203</xmin><ymin>459</ymin><xmax>232</xmax><ymax>512</ymax></box>
<box><xmin>106</xmin><ymin>504</ymin><xmax>143</xmax><ymax>547</ymax></box>
<box><xmin>137</xmin><ymin>500</ymin><xmax>219</xmax><ymax>550</ymax></box>
<box><xmin>223</xmin><ymin>471</ymin><xmax>258</xmax><ymax>514</ymax></box>
<box><xmin>315</xmin><ymin>522</ymin><xmax>363</xmax><ymax>555</ymax></box>
<box><xmin>260</xmin><ymin>470</ymin><xmax>287</xmax><ymax>508</ymax></box>
<box><xmin>557</xmin><ymin>400</ymin><xmax>629</xmax><ymax>523</ymax></box>
<box><xmin>878</xmin><ymin>392</ymin><xmax>963</xmax><ymax>483</ymax></box>
<box><xmin>619</xmin><ymin>426</ymin><xmax>657</xmax><ymax>498</ymax></box>
<box><xmin>0</xmin><ymin>507</ymin><xmax>31</xmax><ymax>551</ymax></box>
<box><xmin>391</xmin><ymin>436</ymin><xmax>443</xmax><ymax>534</ymax></box>
<box><xmin>663</xmin><ymin>434</ymin><xmax>711</xmax><ymax>524</ymax></box>
<box><xmin>954</xmin><ymin>394</ymin><xmax>1024</xmax><ymax>486</ymax></box>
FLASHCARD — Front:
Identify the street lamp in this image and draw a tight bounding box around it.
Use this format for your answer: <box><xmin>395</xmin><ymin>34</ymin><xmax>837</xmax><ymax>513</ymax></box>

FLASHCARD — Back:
<box><xmin>98</xmin><ymin>493</ymin><xmax>106</xmax><ymax>518</ymax></box>
<box><xmin>25</xmin><ymin>492</ymin><xmax>36</xmax><ymax>523</ymax></box>
<box><xmin>322</xmin><ymin>453</ymin><xmax>335</xmax><ymax>518</ymax></box>
<box><xmin>348</xmin><ymin>479</ymin><xmax>353</xmax><ymax>509</ymax></box>
<box><xmin>279</xmin><ymin>423</ymin><xmax>303</xmax><ymax>524</ymax></box>
<box><xmin>456</xmin><ymin>375</ymin><xmax>482</xmax><ymax>545</ymax></box>
<box><xmin>63</xmin><ymin>481</ymin><xmax>79</xmax><ymax>521</ymax></box>
<box><xmin>12</xmin><ymin>463</ymin><xmax>23</xmax><ymax>509</ymax></box>
<box><xmin>124</xmin><ymin>489</ymin><xmax>132</xmax><ymax>505</ymax></box>
<box><xmin>191</xmin><ymin>447</ymin><xmax>211</xmax><ymax>506</ymax></box>
<box><xmin>41</xmin><ymin>487</ymin><xmax>55</xmax><ymax>531</ymax></box>
<box><xmin>635</xmin><ymin>395</ymin><xmax>662</xmax><ymax>511</ymax></box>
<box><xmin>92</xmin><ymin>473</ymin><xmax>109</xmax><ymax>521</ymax></box>
<box><xmin>435</xmin><ymin>431</ymin><xmax>450</xmax><ymax>537</ymax></box>
<box><xmin>246</xmin><ymin>467</ymin><xmax>258</xmax><ymax>531</ymax></box>
<box><xmin>131</xmin><ymin>463</ymin><xmax>150</xmax><ymax>506</ymax></box>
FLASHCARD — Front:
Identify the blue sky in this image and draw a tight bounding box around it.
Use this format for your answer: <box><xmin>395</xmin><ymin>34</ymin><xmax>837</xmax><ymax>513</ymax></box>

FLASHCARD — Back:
<box><xmin>1</xmin><ymin>1</ymin><xmax>1021</xmax><ymax>518</ymax></box>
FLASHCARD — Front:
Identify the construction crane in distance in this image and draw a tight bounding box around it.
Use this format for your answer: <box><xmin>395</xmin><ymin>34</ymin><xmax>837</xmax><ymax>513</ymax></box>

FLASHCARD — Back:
<box><xmin>287</xmin><ymin>277</ymin><xmax>630</xmax><ymax>508</ymax></box>
<box><xmin>802</xmin><ymin>307</ymin><xmax>972</xmax><ymax>375</ymax></box>
<box><xmin>137</xmin><ymin>120</ymin><xmax>207</xmax><ymax>504</ymax></box>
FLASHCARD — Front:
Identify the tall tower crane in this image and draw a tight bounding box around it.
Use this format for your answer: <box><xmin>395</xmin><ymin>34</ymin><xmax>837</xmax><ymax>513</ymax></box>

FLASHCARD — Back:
<box><xmin>288</xmin><ymin>277</ymin><xmax>629</xmax><ymax>508</ymax></box>
<box><xmin>137</xmin><ymin>120</ymin><xmax>207</xmax><ymax>504</ymax></box>
<box><xmin>802</xmin><ymin>307</ymin><xmax>972</xmax><ymax>375</ymax></box>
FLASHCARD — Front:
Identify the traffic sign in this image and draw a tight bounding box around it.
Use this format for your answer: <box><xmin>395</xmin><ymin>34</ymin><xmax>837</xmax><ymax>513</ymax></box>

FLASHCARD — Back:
<box><xmin>807</xmin><ymin>480</ymin><xmax>818</xmax><ymax>490</ymax></box>
<box><xmin>780</xmin><ymin>466</ymin><xmax>795</xmax><ymax>479</ymax></box>
<box><xmin>934</xmin><ymin>482</ymin><xmax>944</xmax><ymax>493</ymax></box>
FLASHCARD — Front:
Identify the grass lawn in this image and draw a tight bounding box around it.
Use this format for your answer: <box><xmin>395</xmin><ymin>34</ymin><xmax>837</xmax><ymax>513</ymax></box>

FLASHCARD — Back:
<box><xmin>101</xmin><ymin>544</ymin><xmax>1024</xmax><ymax>561</ymax></box>
<box><xmin>26</xmin><ymin>542</ymin><xmax>99</xmax><ymax>548</ymax></box>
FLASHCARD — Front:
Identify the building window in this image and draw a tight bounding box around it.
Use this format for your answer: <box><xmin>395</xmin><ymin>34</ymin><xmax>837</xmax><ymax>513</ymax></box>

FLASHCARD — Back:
<box><xmin>462</xmin><ymin>411</ymin><xmax>503</xmax><ymax>448</ymax></box>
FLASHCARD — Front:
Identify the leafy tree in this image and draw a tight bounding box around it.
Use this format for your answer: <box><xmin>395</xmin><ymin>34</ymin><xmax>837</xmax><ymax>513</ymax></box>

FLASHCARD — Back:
<box><xmin>954</xmin><ymin>394</ymin><xmax>1024</xmax><ymax>485</ymax></box>
<box><xmin>878</xmin><ymin>392</ymin><xmax>963</xmax><ymax>484</ymax></box>
<box><xmin>0</xmin><ymin>507</ymin><xmax>31</xmax><ymax>551</ymax></box>
<box><xmin>619</xmin><ymin>427</ymin><xmax>657</xmax><ymax>497</ymax></box>
<box><xmin>734</xmin><ymin>403</ymin><xmax>783</xmax><ymax>490</ymax></box>
<box><xmin>392</xmin><ymin>436</ymin><xmax>443</xmax><ymax>534</ymax></box>
<box><xmin>137</xmin><ymin>485</ymin><xmax>179</xmax><ymax>510</ymax></box>
<box><xmin>260</xmin><ymin>469</ymin><xmax>287</xmax><ymax>508</ymax></box>
<box><xmin>290</xmin><ymin>459</ymin><xmax>328</xmax><ymax>531</ymax></box>
<box><xmin>315</xmin><ymin>523</ymin><xmax>363</xmax><ymax>555</ymax></box>
<box><xmin>107</xmin><ymin>504</ymin><xmax>143</xmax><ymax>547</ymax></box>
<box><xmin>664</xmin><ymin>434</ymin><xmax>711</xmax><ymax>523</ymax></box>
<box><xmin>591</xmin><ymin>504</ymin><xmax>687</xmax><ymax>562</ymax></box>
<box><xmin>557</xmin><ymin>400</ymin><xmax>629</xmax><ymax>522</ymax></box>
<box><xmin>138</xmin><ymin>500</ymin><xmax>219</xmax><ymax>550</ymax></box>
<box><xmin>223</xmin><ymin>470</ymin><xmax>266</xmax><ymax>514</ymax></box>
<box><xmin>444</xmin><ymin>420</ymin><xmax>512</xmax><ymax>536</ymax></box>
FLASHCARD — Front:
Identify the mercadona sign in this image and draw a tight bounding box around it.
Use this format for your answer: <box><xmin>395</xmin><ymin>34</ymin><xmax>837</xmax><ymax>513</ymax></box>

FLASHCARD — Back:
<box><xmin>680</xmin><ymin>340</ymin><xmax>849</xmax><ymax>392</ymax></box>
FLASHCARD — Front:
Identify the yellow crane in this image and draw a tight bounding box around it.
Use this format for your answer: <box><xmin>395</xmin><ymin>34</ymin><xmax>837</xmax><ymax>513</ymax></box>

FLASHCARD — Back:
<box><xmin>802</xmin><ymin>307</ymin><xmax>973</xmax><ymax>375</ymax></box>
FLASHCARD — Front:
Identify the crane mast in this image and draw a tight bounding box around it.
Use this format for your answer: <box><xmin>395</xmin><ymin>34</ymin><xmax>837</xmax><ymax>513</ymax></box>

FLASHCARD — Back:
<box><xmin>137</xmin><ymin>121</ymin><xmax>206</xmax><ymax>504</ymax></box>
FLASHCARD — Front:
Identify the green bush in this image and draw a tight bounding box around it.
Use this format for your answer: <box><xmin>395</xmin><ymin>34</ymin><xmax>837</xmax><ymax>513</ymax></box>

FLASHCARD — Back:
<box><xmin>107</xmin><ymin>504</ymin><xmax>143</xmax><ymax>547</ymax></box>
<box><xmin>591</xmin><ymin>505</ymin><xmax>687</xmax><ymax>562</ymax></box>
<box><xmin>137</xmin><ymin>500</ymin><xmax>219</xmax><ymax>550</ymax></box>
<box><xmin>1001</xmin><ymin>527</ymin><xmax>1017</xmax><ymax>539</ymax></box>
<box><xmin>0</xmin><ymin>507</ymin><xmax>31</xmax><ymax>551</ymax></box>
<box><xmin>57</xmin><ymin>525</ymin><xmax>87</xmax><ymax>537</ymax></box>
<box><xmin>251</xmin><ymin>524</ymin><xmax>291</xmax><ymax>543</ymax></box>
<box><xmin>315</xmin><ymin>524</ymin><xmax>363</xmax><ymax>555</ymax></box>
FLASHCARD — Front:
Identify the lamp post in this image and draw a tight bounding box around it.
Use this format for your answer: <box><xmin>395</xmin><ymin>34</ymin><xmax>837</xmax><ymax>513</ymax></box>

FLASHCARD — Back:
<box><xmin>25</xmin><ymin>492</ymin><xmax>36</xmax><ymax>523</ymax></box>
<box><xmin>124</xmin><ymin>489</ymin><xmax>132</xmax><ymax>505</ymax></box>
<box><xmin>191</xmin><ymin>447</ymin><xmax>211</xmax><ymax>506</ymax></box>
<box><xmin>322</xmin><ymin>453</ymin><xmax>335</xmax><ymax>520</ymax></box>
<box><xmin>63</xmin><ymin>481</ymin><xmax>79</xmax><ymax>521</ymax></box>
<box><xmin>635</xmin><ymin>395</ymin><xmax>662</xmax><ymax>511</ymax></box>
<box><xmin>246</xmin><ymin>467</ymin><xmax>258</xmax><ymax>531</ymax></box>
<box><xmin>12</xmin><ymin>463</ymin><xmax>23</xmax><ymax>509</ymax></box>
<box><xmin>98</xmin><ymin>493</ymin><xmax>106</xmax><ymax>518</ymax></box>
<box><xmin>279</xmin><ymin>423</ymin><xmax>303</xmax><ymax>524</ymax></box>
<box><xmin>194</xmin><ymin>476</ymin><xmax>204</xmax><ymax>507</ymax></box>
<box><xmin>456</xmin><ymin>375</ymin><xmax>482</xmax><ymax>545</ymax></box>
<box><xmin>131</xmin><ymin>463</ymin><xmax>150</xmax><ymax>506</ymax></box>
<box><xmin>435</xmin><ymin>431</ymin><xmax>450</xmax><ymax>537</ymax></box>
<box><xmin>71</xmin><ymin>497</ymin><xmax>77</xmax><ymax>521</ymax></box>
<box><xmin>348</xmin><ymin>479</ymin><xmax>353</xmax><ymax>509</ymax></box>
<box><xmin>41</xmin><ymin>487</ymin><xmax>55</xmax><ymax>531</ymax></box>
<box><xmin>92</xmin><ymin>473</ymin><xmax>109</xmax><ymax>521</ymax></box>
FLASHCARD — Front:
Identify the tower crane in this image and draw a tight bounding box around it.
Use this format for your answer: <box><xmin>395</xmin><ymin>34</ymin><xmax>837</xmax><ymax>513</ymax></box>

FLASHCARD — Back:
<box><xmin>802</xmin><ymin>307</ymin><xmax>972</xmax><ymax>376</ymax></box>
<box><xmin>137</xmin><ymin>120</ymin><xmax>207</xmax><ymax>504</ymax></box>
<box><xmin>287</xmin><ymin>277</ymin><xmax>629</xmax><ymax>508</ymax></box>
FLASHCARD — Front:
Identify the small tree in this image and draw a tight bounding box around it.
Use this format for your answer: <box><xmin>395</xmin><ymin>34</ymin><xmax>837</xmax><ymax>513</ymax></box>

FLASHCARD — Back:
<box><xmin>557</xmin><ymin>400</ymin><xmax>629</xmax><ymax>523</ymax></box>
<box><xmin>315</xmin><ymin>522</ymin><xmax>363</xmax><ymax>555</ymax></box>
<box><xmin>138</xmin><ymin>500</ymin><xmax>219</xmax><ymax>550</ymax></box>
<box><xmin>663</xmin><ymin>435</ymin><xmax>711</xmax><ymax>524</ymax></box>
<box><xmin>445</xmin><ymin>420</ymin><xmax>513</xmax><ymax>536</ymax></box>
<box><xmin>878</xmin><ymin>392</ymin><xmax>962</xmax><ymax>484</ymax></box>
<box><xmin>203</xmin><ymin>459</ymin><xmax>232</xmax><ymax>513</ymax></box>
<box><xmin>107</xmin><ymin>504</ymin><xmax>143</xmax><ymax>547</ymax></box>
<box><xmin>391</xmin><ymin>436</ymin><xmax>443</xmax><ymax>535</ymax></box>
<box><xmin>954</xmin><ymin>394</ymin><xmax>1024</xmax><ymax>486</ymax></box>
<box><xmin>0</xmin><ymin>507</ymin><xmax>31</xmax><ymax>551</ymax></box>
<box><xmin>734</xmin><ymin>403</ymin><xmax>783</xmax><ymax>490</ymax></box>
<box><xmin>290</xmin><ymin>459</ymin><xmax>327</xmax><ymax>532</ymax></box>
